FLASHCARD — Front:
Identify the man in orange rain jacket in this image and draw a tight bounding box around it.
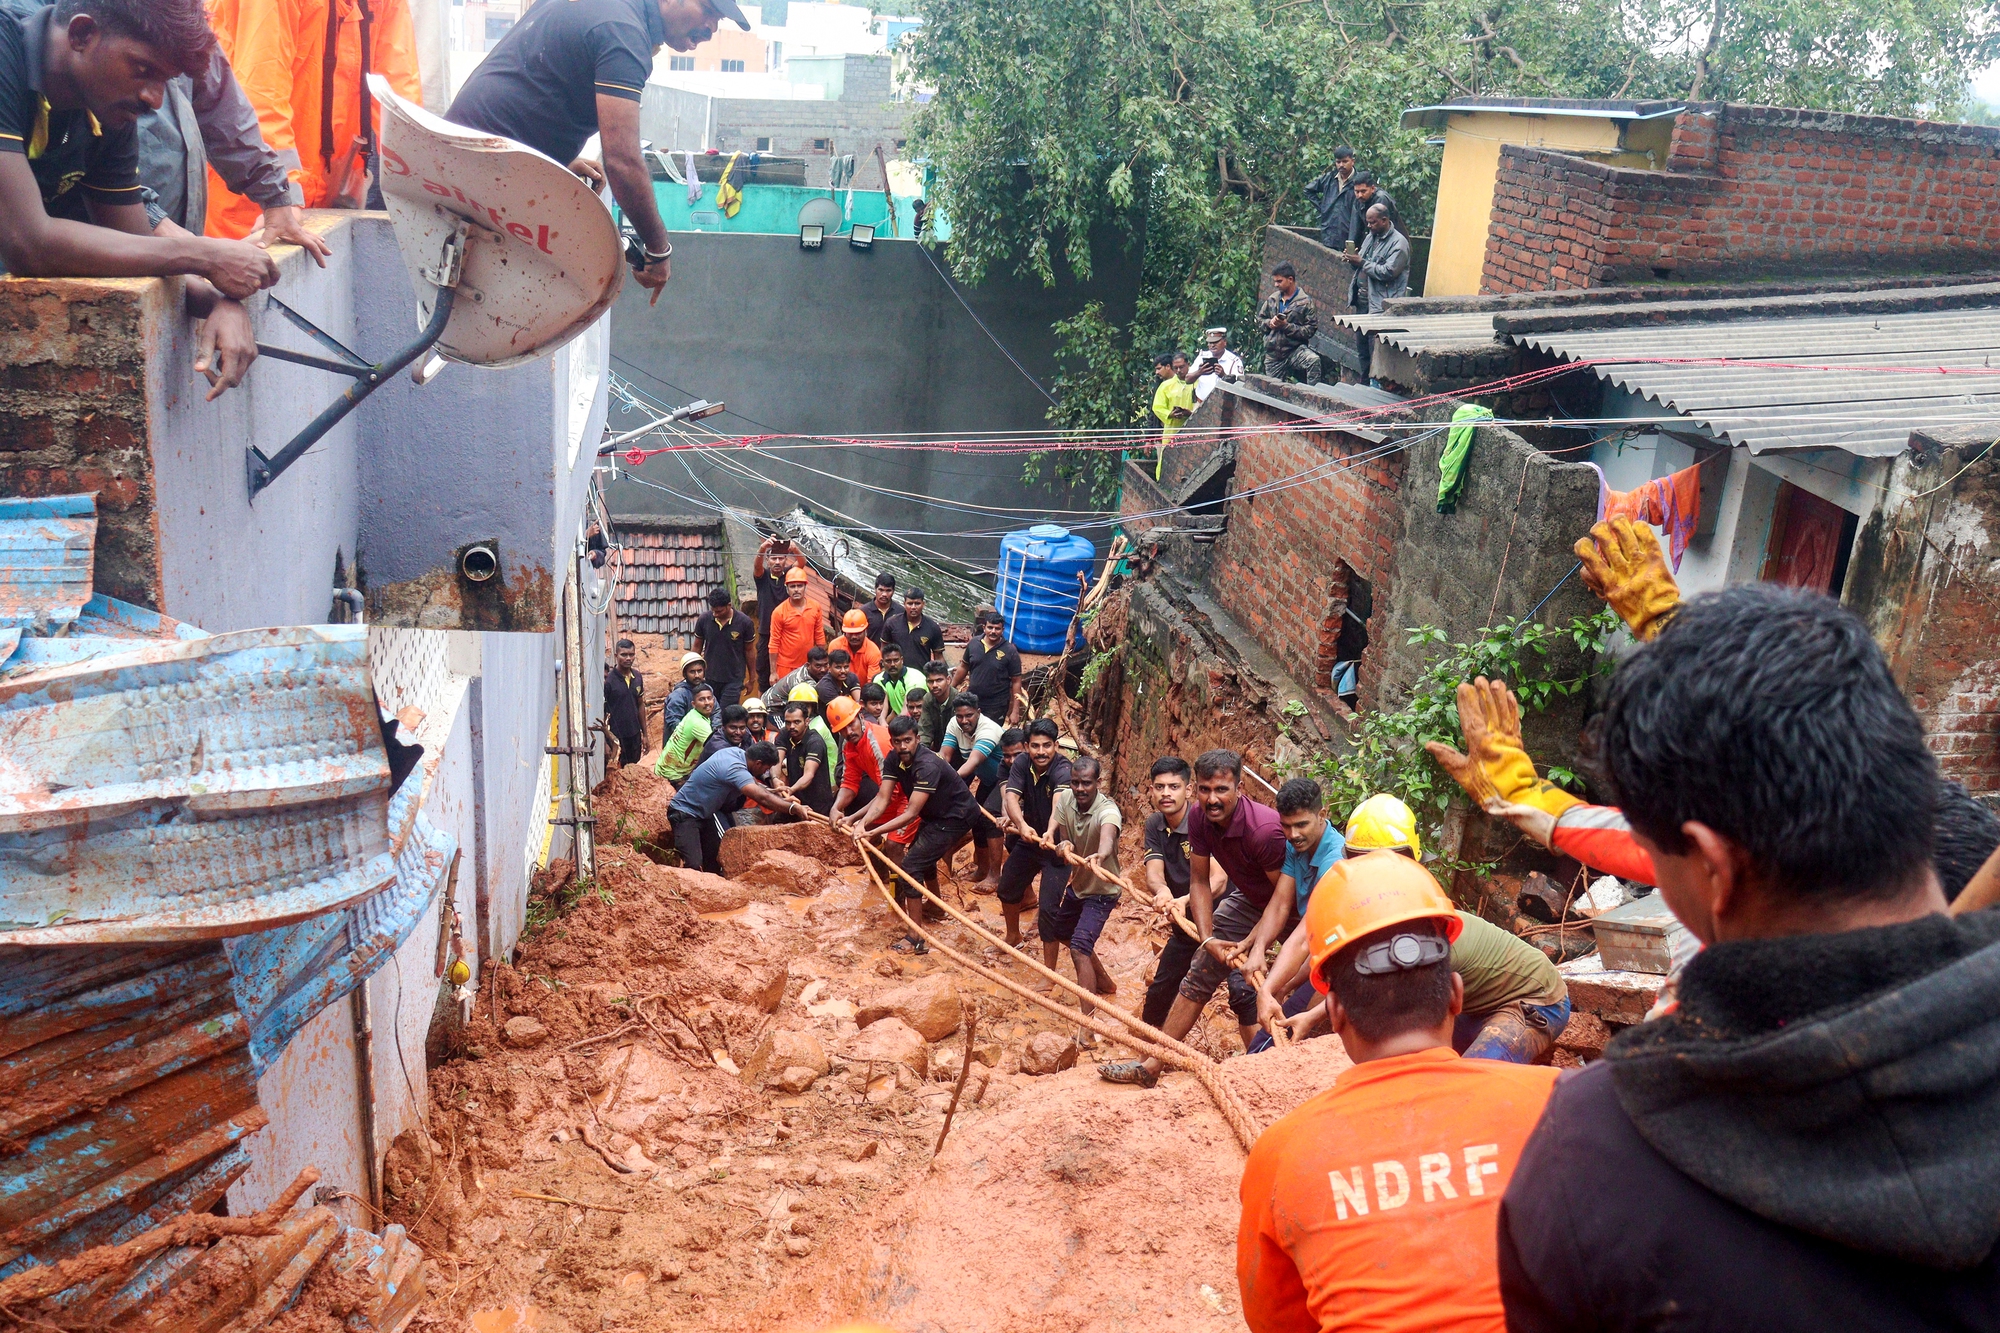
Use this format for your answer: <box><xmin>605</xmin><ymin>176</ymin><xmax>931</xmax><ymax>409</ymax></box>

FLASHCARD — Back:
<box><xmin>202</xmin><ymin>0</ymin><xmax>421</xmax><ymax>238</ymax></box>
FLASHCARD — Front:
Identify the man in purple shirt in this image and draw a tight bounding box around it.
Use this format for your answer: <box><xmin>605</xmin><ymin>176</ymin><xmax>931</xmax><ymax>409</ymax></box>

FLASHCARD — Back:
<box><xmin>1102</xmin><ymin>748</ymin><xmax>1287</xmax><ymax>1088</ymax></box>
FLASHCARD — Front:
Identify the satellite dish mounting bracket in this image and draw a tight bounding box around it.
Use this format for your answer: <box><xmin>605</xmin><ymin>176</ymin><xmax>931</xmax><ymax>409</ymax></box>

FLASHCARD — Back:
<box><xmin>246</xmin><ymin>221</ymin><xmax>469</xmax><ymax>498</ymax></box>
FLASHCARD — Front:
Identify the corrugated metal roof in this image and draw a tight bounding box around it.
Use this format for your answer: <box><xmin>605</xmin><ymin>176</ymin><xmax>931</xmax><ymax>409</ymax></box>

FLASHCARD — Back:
<box><xmin>1330</xmin><ymin>309</ymin><xmax>1507</xmax><ymax>356</ymax></box>
<box><xmin>614</xmin><ymin>523</ymin><xmax>731</xmax><ymax>639</ymax></box>
<box><xmin>0</xmin><ymin>626</ymin><xmax>398</xmax><ymax>943</ymax></box>
<box><xmin>0</xmin><ymin>496</ymin><xmax>96</xmax><ymax>663</ymax></box>
<box><xmin>1511</xmin><ymin>307</ymin><xmax>2000</xmax><ymax>456</ymax></box>
<box><xmin>1400</xmin><ymin>97</ymin><xmax>1683</xmax><ymax>130</ymax></box>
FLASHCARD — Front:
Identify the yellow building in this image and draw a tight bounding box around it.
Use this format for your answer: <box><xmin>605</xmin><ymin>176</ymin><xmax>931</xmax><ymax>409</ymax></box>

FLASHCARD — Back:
<box><xmin>1401</xmin><ymin>98</ymin><xmax>1682</xmax><ymax>296</ymax></box>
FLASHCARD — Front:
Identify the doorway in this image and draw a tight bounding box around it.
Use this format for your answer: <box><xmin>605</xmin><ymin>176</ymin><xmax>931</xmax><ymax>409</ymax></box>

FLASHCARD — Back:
<box><xmin>1761</xmin><ymin>481</ymin><xmax>1858</xmax><ymax>596</ymax></box>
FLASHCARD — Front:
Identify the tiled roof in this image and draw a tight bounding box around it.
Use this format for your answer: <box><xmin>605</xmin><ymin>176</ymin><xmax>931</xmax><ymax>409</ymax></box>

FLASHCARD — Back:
<box><xmin>615</xmin><ymin>521</ymin><xmax>731</xmax><ymax>644</ymax></box>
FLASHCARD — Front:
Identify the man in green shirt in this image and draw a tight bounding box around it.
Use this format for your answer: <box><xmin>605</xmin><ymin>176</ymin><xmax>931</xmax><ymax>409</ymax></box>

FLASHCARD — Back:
<box><xmin>872</xmin><ymin>641</ymin><xmax>926</xmax><ymax>715</ymax></box>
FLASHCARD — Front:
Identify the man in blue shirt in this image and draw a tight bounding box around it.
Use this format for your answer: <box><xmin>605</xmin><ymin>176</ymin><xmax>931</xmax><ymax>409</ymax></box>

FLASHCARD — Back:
<box><xmin>1239</xmin><ymin>777</ymin><xmax>1344</xmax><ymax>1052</ymax></box>
<box><xmin>666</xmin><ymin>741</ymin><xmax>799</xmax><ymax>874</ymax></box>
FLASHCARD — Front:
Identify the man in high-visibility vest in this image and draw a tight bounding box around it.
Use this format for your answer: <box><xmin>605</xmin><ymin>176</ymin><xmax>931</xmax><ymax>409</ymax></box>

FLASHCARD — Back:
<box><xmin>201</xmin><ymin>0</ymin><xmax>422</xmax><ymax>238</ymax></box>
<box><xmin>1237</xmin><ymin>852</ymin><xmax>1558</xmax><ymax>1332</ymax></box>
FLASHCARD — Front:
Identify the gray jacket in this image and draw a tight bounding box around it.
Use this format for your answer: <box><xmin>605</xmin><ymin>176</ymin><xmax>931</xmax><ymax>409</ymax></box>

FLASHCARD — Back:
<box><xmin>1354</xmin><ymin>225</ymin><xmax>1411</xmax><ymax>313</ymax></box>
<box><xmin>138</xmin><ymin>46</ymin><xmax>299</xmax><ymax>231</ymax></box>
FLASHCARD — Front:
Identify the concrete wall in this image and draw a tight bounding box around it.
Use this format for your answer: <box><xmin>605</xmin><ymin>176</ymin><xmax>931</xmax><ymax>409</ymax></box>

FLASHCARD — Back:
<box><xmin>0</xmin><ymin>212</ymin><xmax>605</xmax><ymax>633</ymax></box>
<box><xmin>641</xmin><ymin>56</ymin><xmax>912</xmax><ymax>188</ymax></box>
<box><xmin>603</xmin><ymin>229</ymin><xmax>1139</xmax><ymax>568</ymax></box>
<box><xmin>1483</xmin><ymin>104</ymin><xmax>2000</xmax><ymax>292</ymax></box>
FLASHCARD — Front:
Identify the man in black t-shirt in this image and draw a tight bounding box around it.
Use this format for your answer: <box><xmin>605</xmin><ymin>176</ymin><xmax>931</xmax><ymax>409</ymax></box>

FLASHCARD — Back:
<box><xmin>853</xmin><ymin>716</ymin><xmax>976</xmax><ymax>955</ymax></box>
<box><xmin>603</xmin><ymin>637</ymin><xmax>645</xmax><ymax>766</ymax></box>
<box><xmin>861</xmin><ymin>571</ymin><xmax>897</xmax><ymax>645</ymax></box>
<box><xmin>776</xmin><ymin>700</ymin><xmax>833</xmax><ymax>816</ymax></box>
<box><xmin>995</xmin><ymin>718</ymin><xmax>1072</xmax><ymax>946</ymax></box>
<box><xmin>694</xmin><ymin>586</ymin><xmax>754</xmax><ymax>708</ymax></box>
<box><xmin>445</xmin><ymin>0</ymin><xmax>748</xmax><ymax>308</ymax></box>
<box><xmin>751</xmin><ymin>536</ymin><xmax>801</xmax><ymax>691</ymax></box>
<box><xmin>886</xmin><ymin>586</ymin><xmax>946</xmax><ymax>669</ymax></box>
<box><xmin>954</xmin><ymin>608</ymin><xmax>1024</xmax><ymax>725</ymax></box>
<box><xmin>0</xmin><ymin>0</ymin><xmax>276</xmax><ymax>397</ymax></box>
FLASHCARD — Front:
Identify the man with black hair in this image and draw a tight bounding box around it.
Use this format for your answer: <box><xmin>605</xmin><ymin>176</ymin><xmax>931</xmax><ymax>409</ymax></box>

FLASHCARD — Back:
<box><xmin>666</xmin><ymin>739</ymin><xmax>799</xmax><ymax>873</ymax></box>
<box><xmin>694</xmin><ymin>587</ymin><xmax>753</xmax><ymax>709</ymax></box>
<box><xmin>955</xmin><ymin>610</ymin><xmax>1024</xmax><ymax>725</ymax></box>
<box><xmin>1345</xmin><ymin>171</ymin><xmax>1398</xmax><ymax>245</ymax></box>
<box><xmin>1303</xmin><ymin>144</ymin><xmax>1358</xmax><ymax>250</ymax></box>
<box><xmin>858</xmin><ymin>680</ymin><xmax>888</xmax><ymax>725</ymax></box>
<box><xmin>1255</xmin><ymin>262</ymin><xmax>1320</xmax><ymax>383</ymax></box>
<box><xmin>919</xmin><ymin>659</ymin><xmax>954</xmax><ymax>748</ymax></box>
<box><xmin>762</xmin><ymin>643</ymin><xmax>831</xmax><ymax>712</ymax></box>
<box><xmin>604</xmin><ymin>637</ymin><xmax>645</xmax><ymax>767</ymax></box>
<box><xmin>995</xmin><ymin>717</ymin><xmax>1072</xmax><ymax>946</ymax></box>
<box><xmin>751</xmin><ymin>536</ymin><xmax>802</xmax><ymax>690</ymax></box>
<box><xmin>776</xmin><ymin>700</ymin><xmax>833</xmax><ymax>817</ymax></box>
<box><xmin>873</xmin><ymin>641</ymin><xmax>925</xmax><ymax>716</ymax></box>
<box><xmin>861</xmin><ymin>571</ymin><xmax>897</xmax><ymax>645</ymax></box>
<box><xmin>1237</xmin><ymin>777</ymin><xmax>1344</xmax><ymax>1018</ymax></box>
<box><xmin>940</xmin><ymin>691</ymin><xmax>1008</xmax><ymax>891</ymax></box>
<box><xmin>697</xmin><ymin>702</ymin><xmax>750</xmax><ymax>765</ymax></box>
<box><xmin>0</xmin><ymin>0</ymin><xmax>277</xmax><ymax>398</ymax></box>
<box><xmin>887</xmin><ymin>588</ymin><xmax>946</xmax><ymax>669</ymax></box>
<box><xmin>853</xmin><ymin>714</ymin><xmax>977</xmax><ymax>955</ymax></box>
<box><xmin>1500</xmin><ymin>585</ymin><xmax>2000</xmax><ymax>1331</ymax></box>
<box><xmin>1045</xmin><ymin>754</ymin><xmax>1123</xmax><ymax>1044</ymax></box>
<box><xmin>1103</xmin><ymin>748</ymin><xmax>1286</xmax><ymax>1088</ymax></box>
<box><xmin>1239</xmin><ymin>852</ymin><xmax>1558</xmax><ymax>1331</ymax></box>
<box><xmin>1140</xmin><ymin>755</ymin><xmax>1240</xmax><ymax>1029</ymax></box>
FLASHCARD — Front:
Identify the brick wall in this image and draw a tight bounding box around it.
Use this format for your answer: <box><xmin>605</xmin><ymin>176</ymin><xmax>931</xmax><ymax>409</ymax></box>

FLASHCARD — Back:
<box><xmin>1848</xmin><ymin>436</ymin><xmax>2000</xmax><ymax>796</ymax></box>
<box><xmin>1482</xmin><ymin>103</ymin><xmax>2000</xmax><ymax>293</ymax></box>
<box><xmin>0</xmin><ymin>279</ymin><xmax>162</xmax><ymax>607</ymax></box>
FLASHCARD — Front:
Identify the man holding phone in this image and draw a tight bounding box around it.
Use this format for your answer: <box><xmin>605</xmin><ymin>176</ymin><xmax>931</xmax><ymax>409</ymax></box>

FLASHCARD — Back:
<box><xmin>1192</xmin><ymin>327</ymin><xmax>1244</xmax><ymax>402</ymax></box>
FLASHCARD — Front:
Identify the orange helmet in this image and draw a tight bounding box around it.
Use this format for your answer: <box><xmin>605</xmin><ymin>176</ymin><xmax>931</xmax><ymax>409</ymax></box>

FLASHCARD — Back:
<box><xmin>824</xmin><ymin>696</ymin><xmax>862</xmax><ymax>732</ymax></box>
<box><xmin>1305</xmin><ymin>851</ymin><xmax>1461</xmax><ymax>993</ymax></box>
<box><xmin>842</xmin><ymin>609</ymin><xmax>870</xmax><ymax>634</ymax></box>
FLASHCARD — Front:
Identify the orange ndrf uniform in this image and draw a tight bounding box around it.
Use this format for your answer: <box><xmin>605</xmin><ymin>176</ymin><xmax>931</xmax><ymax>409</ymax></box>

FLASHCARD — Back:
<box><xmin>1238</xmin><ymin>1047</ymin><xmax>1557</xmax><ymax>1333</ymax></box>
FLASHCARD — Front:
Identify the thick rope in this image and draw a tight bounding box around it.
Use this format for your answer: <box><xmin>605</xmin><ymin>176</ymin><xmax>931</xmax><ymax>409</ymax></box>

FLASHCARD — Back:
<box><xmin>844</xmin><ymin>828</ymin><xmax>1265</xmax><ymax>1153</ymax></box>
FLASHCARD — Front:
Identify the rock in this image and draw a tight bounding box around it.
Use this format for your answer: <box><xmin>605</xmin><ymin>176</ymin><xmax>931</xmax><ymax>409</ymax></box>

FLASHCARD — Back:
<box><xmin>970</xmin><ymin>1038</ymin><xmax>1003</xmax><ymax>1067</ymax></box>
<box><xmin>874</xmin><ymin>959</ymin><xmax>902</xmax><ymax>979</ymax></box>
<box><xmin>840</xmin><ymin>1016</ymin><xmax>929</xmax><ymax>1077</ymax></box>
<box><xmin>662</xmin><ymin>868</ymin><xmax>751</xmax><ymax>915</ymax></box>
<box><xmin>719</xmin><ymin>822</ymin><xmax>861</xmax><ymax>878</ymax></box>
<box><xmin>855</xmin><ymin>974</ymin><xmax>963</xmax><ymax>1042</ymax></box>
<box><xmin>773</xmin><ymin>1066</ymin><xmax>820</xmax><ymax>1094</ymax></box>
<box><xmin>501</xmin><ymin>1016</ymin><xmax>547</xmax><ymax>1048</ymax></box>
<box><xmin>742</xmin><ymin>1029</ymin><xmax>830</xmax><ymax>1083</ymax></box>
<box><xmin>1020</xmin><ymin>1031</ymin><xmax>1078</xmax><ymax>1075</ymax></box>
<box><xmin>738</xmin><ymin>850</ymin><xmax>831</xmax><ymax>897</ymax></box>
<box><xmin>845</xmin><ymin>1140</ymin><xmax>878</xmax><ymax>1162</ymax></box>
<box><xmin>751</xmin><ymin>963</ymin><xmax>789</xmax><ymax>1013</ymax></box>
<box><xmin>784</xmin><ymin>1235</ymin><xmax>814</xmax><ymax>1257</ymax></box>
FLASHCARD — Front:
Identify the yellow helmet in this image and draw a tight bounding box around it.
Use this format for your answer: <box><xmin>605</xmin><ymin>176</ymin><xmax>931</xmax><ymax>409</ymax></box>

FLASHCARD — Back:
<box><xmin>1344</xmin><ymin>793</ymin><xmax>1421</xmax><ymax>856</ymax></box>
<box><xmin>788</xmin><ymin>682</ymin><xmax>822</xmax><ymax>705</ymax></box>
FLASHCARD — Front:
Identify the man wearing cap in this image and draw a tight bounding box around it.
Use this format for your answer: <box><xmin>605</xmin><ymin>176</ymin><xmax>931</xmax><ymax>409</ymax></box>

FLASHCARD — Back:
<box><xmin>1237</xmin><ymin>852</ymin><xmax>1559</xmax><ymax>1332</ymax></box>
<box><xmin>886</xmin><ymin>587</ymin><xmax>946</xmax><ymax>670</ymax></box>
<box><xmin>1251</xmin><ymin>792</ymin><xmax>1571</xmax><ymax>1063</ymax></box>
<box><xmin>768</xmin><ymin>565</ymin><xmax>826</xmax><ymax>679</ymax></box>
<box><xmin>1191</xmin><ymin>328</ymin><xmax>1244</xmax><ymax>403</ymax></box>
<box><xmin>661</xmin><ymin>652</ymin><xmax>707</xmax><ymax>740</ymax></box>
<box><xmin>695</xmin><ymin>586</ymin><xmax>754</xmax><ymax>709</ymax></box>
<box><xmin>837</xmin><ymin>608</ymin><xmax>882</xmax><ymax>685</ymax></box>
<box><xmin>445</xmin><ymin>0</ymin><xmax>752</xmax><ymax>307</ymax></box>
<box><xmin>861</xmin><ymin>572</ymin><xmax>898</xmax><ymax>646</ymax></box>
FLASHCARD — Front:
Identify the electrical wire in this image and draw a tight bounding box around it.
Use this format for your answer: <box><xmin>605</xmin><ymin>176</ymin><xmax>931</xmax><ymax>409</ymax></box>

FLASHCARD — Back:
<box><xmin>915</xmin><ymin>242</ymin><xmax>1058</xmax><ymax>404</ymax></box>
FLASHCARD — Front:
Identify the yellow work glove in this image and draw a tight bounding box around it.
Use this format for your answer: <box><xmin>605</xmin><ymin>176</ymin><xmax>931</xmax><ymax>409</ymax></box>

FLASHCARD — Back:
<box><xmin>1575</xmin><ymin>517</ymin><xmax>1681</xmax><ymax>642</ymax></box>
<box><xmin>1424</xmin><ymin>677</ymin><xmax>1582</xmax><ymax>819</ymax></box>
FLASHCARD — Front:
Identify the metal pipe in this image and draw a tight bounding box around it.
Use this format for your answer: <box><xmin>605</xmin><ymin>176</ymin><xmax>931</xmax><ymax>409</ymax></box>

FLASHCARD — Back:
<box><xmin>248</xmin><ymin>283</ymin><xmax>459</xmax><ymax>497</ymax></box>
<box><xmin>352</xmin><ymin>984</ymin><xmax>382</xmax><ymax>1214</ymax></box>
<box><xmin>331</xmin><ymin>587</ymin><xmax>365</xmax><ymax>624</ymax></box>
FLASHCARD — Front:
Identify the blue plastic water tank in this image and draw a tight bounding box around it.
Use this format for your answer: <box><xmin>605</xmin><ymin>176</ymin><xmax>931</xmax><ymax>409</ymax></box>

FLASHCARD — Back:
<box><xmin>995</xmin><ymin>524</ymin><xmax>1097</xmax><ymax>653</ymax></box>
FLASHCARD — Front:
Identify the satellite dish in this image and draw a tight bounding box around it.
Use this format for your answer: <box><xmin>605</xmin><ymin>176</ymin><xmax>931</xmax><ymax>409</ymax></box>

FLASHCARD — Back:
<box><xmin>797</xmin><ymin>196</ymin><xmax>844</xmax><ymax>234</ymax></box>
<box><xmin>248</xmin><ymin>82</ymin><xmax>626</xmax><ymax>497</ymax></box>
<box><xmin>370</xmin><ymin>76</ymin><xmax>624</xmax><ymax>368</ymax></box>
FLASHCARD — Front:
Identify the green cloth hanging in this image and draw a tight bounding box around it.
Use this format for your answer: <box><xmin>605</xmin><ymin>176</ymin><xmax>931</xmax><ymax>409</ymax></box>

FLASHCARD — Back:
<box><xmin>1437</xmin><ymin>403</ymin><xmax>1493</xmax><ymax>513</ymax></box>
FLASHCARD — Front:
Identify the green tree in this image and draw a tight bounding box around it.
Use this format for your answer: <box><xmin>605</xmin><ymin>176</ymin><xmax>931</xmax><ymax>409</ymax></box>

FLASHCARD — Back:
<box><xmin>905</xmin><ymin>0</ymin><xmax>1998</xmax><ymax>489</ymax></box>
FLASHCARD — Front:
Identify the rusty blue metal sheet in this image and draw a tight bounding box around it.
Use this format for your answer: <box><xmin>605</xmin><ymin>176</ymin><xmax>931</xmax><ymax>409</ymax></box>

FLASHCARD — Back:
<box><xmin>227</xmin><ymin>782</ymin><xmax>459</xmax><ymax>1075</ymax></box>
<box><xmin>0</xmin><ymin>625</ymin><xmax>398</xmax><ymax>943</ymax></box>
<box><xmin>0</xmin><ymin>495</ymin><xmax>95</xmax><ymax>636</ymax></box>
<box><xmin>0</xmin><ymin>942</ymin><xmax>264</xmax><ymax>1285</ymax></box>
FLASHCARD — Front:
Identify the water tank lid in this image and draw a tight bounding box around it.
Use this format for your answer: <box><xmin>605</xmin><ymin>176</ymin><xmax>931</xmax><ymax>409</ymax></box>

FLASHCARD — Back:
<box><xmin>1026</xmin><ymin>524</ymin><xmax>1070</xmax><ymax>540</ymax></box>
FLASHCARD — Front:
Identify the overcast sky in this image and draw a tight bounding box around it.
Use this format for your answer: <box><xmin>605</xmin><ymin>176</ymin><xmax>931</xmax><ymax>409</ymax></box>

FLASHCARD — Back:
<box><xmin>1975</xmin><ymin>60</ymin><xmax>2000</xmax><ymax>104</ymax></box>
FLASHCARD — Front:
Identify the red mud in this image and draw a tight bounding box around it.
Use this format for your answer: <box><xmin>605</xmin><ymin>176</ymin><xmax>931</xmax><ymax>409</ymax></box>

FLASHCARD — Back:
<box><xmin>387</xmin><ymin>832</ymin><xmax>1350</xmax><ymax>1332</ymax></box>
